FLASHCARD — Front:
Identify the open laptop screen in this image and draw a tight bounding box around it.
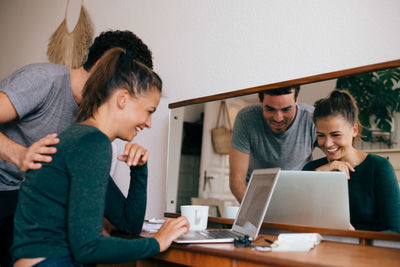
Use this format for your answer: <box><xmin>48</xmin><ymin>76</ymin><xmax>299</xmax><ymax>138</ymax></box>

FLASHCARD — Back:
<box><xmin>263</xmin><ymin>170</ymin><xmax>351</xmax><ymax>229</ymax></box>
<box><xmin>232</xmin><ymin>168</ymin><xmax>280</xmax><ymax>238</ymax></box>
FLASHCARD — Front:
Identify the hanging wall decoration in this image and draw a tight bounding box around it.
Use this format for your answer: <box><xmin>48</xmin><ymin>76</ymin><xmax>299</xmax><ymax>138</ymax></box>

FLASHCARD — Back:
<box><xmin>211</xmin><ymin>101</ymin><xmax>233</xmax><ymax>155</ymax></box>
<box><xmin>47</xmin><ymin>0</ymin><xmax>93</xmax><ymax>68</ymax></box>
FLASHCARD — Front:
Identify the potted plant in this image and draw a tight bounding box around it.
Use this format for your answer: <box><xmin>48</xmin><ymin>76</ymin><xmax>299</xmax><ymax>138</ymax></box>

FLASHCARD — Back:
<box><xmin>336</xmin><ymin>67</ymin><xmax>400</xmax><ymax>141</ymax></box>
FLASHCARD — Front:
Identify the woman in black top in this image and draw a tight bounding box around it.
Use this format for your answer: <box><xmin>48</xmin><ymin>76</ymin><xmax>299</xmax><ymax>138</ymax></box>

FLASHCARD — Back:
<box><xmin>303</xmin><ymin>90</ymin><xmax>400</xmax><ymax>232</ymax></box>
<box><xmin>12</xmin><ymin>48</ymin><xmax>189</xmax><ymax>266</ymax></box>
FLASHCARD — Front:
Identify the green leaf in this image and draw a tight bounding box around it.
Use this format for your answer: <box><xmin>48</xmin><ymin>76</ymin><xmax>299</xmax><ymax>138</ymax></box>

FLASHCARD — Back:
<box><xmin>336</xmin><ymin>67</ymin><xmax>400</xmax><ymax>133</ymax></box>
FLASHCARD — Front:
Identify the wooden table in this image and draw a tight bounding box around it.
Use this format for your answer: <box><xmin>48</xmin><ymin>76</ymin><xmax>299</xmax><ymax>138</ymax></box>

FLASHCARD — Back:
<box><xmin>100</xmin><ymin>214</ymin><xmax>400</xmax><ymax>267</ymax></box>
<box><xmin>132</xmin><ymin>233</ymin><xmax>400</xmax><ymax>267</ymax></box>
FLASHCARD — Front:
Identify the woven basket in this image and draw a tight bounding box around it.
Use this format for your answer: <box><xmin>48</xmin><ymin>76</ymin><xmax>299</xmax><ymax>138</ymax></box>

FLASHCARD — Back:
<box><xmin>211</xmin><ymin>101</ymin><xmax>232</xmax><ymax>155</ymax></box>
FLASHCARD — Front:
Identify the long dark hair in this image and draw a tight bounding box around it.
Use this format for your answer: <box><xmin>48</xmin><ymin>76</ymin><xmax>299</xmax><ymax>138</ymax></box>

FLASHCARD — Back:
<box><xmin>313</xmin><ymin>89</ymin><xmax>362</xmax><ymax>144</ymax></box>
<box><xmin>77</xmin><ymin>47</ymin><xmax>162</xmax><ymax>122</ymax></box>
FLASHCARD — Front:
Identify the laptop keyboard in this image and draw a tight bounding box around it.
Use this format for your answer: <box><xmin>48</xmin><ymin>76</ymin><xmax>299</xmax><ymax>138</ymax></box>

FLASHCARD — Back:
<box><xmin>196</xmin><ymin>229</ymin><xmax>242</xmax><ymax>239</ymax></box>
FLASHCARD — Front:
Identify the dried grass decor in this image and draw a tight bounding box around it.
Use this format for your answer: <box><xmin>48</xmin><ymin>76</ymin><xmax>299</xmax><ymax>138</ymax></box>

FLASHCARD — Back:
<box><xmin>47</xmin><ymin>0</ymin><xmax>93</xmax><ymax>69</ymax></box>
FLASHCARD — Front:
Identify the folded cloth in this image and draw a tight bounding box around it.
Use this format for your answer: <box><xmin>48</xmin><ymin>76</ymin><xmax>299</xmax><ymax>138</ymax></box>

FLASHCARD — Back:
<box><xmin>271</xmin><ymin>233</ymin><xmax>323</xmax><ymax>252</ymax></box>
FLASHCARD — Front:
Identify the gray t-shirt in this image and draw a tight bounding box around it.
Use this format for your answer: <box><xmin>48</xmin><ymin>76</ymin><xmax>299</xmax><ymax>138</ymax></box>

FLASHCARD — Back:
<box><xmin>0</xmin><ymin>63</ymin><xmax>78</xmax><ymax>190</ymax></box>
<box><xmin>231</xmin><ymin>103</ymin><xmax>316</xmax><ymax>182</ymax></box>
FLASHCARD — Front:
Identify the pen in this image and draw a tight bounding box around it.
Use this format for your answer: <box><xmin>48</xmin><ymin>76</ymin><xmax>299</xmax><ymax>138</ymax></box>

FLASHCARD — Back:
<box><xmin>264</xmin><ymin>238</ymin><xmax>274</xmax><ymax>244</ymax></box>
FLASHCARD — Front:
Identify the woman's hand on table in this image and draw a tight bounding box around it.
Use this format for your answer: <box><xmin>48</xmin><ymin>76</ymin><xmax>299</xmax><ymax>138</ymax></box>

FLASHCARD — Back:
<box><xmin>154</xmin><ymin>216</ymin><xmax>190</xmax><ymax>252</ymax></box>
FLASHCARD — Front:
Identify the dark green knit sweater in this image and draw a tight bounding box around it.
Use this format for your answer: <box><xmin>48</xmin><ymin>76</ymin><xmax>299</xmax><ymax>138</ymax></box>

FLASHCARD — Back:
<box><xmin>12</xmin><ymin>124</ymin><xmax>159</xmax><ymax>264</ymax></box>
<box><xmin>303</xmin><ymin>154</ymin><xmax>400</xmax><ymax>233</ymax></box>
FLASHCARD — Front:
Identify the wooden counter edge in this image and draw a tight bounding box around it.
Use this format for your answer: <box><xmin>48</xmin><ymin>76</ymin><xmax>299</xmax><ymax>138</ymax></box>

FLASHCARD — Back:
<box><xmin>164</xmin><ymin>212</ymin><xmax>400</xmax><ymax>243</ymax></box>
<box><xmin>155</xmin><ymin>242</ymin><xmax>324</xmax><ymax>267</ymax></box>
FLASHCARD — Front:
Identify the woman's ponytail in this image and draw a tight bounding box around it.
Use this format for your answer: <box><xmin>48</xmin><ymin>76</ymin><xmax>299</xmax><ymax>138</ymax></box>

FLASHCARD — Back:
<box><xmin>76</xmin><ymin>47</ymin><xmax>162</xmax><ymax>122</ymax></box>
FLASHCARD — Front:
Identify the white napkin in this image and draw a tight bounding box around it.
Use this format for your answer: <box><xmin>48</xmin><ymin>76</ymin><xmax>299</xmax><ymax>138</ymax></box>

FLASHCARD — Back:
<box><xmin>142</xmin><ymin>218</ymin><xmax>165</xmax><ymax>232</ymax></box>
<box><xmin>271</xmin><ymin>233</ymin><xmax>323</xmax><ymax>252</ymax></box>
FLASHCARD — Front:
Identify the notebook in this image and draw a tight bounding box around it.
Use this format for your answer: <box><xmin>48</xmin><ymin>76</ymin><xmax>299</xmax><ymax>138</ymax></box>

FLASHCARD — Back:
<box><xmin>264</xmin><ymin>170</ymin><xmax>351</xmax><ymax>230</ymax></box>
<box><xmin>175</xmin><ymin>168</ymin><xmax>280</xmax><ymax>243</ymax></box>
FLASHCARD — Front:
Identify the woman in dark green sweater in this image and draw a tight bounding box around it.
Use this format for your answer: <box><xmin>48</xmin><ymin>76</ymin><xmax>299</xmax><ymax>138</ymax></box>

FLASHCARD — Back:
<box><xmin>303</xmin><ymin>90</ymin><xmax>400</xmax><ymax>233</ymax></box>
<box><xmin>12</xmin><ymin>48</ymin><xmax>189</xmax><ymax>266</ymax></box>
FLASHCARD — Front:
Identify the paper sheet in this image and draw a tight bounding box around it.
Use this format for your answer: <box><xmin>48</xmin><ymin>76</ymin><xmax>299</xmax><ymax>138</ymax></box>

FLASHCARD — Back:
<box><xmin>142</xmin><ymin>218</ymin><xmax>165</xmax><ymax>232</ymax></box>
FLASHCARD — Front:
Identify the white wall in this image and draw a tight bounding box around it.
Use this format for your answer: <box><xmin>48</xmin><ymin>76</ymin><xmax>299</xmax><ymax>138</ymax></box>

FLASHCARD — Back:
<box><xmin>1</xmin><ymin>0</ymin><xmax>399</xmax><ymax>218</ymax></box>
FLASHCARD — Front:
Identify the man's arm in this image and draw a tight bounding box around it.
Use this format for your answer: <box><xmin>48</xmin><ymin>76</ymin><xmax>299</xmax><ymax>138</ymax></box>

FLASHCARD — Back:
<box><xmin>229</xmin><ymin>147</ymin><xmax>250</xmax><ymax>203</ymax></box>
<box><xmin>0</xmin><ymin>92</ymin><xmax>59</xmax><ymax>171</ymax></box>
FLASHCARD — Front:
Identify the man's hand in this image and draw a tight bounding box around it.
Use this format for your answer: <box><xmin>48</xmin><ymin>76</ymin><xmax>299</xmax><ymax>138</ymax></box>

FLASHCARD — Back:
<box><xmin>18</xmin><ymin>133</ymin><xmax>59</xmax><ymax>172</ymax></box>
<box><xmin>117</xmin><ymin>143</ymin><xmax>149</xmax><ymax>167</ymax></box>
<box><xmin>1</xmin><ymin>92</ymin><xmax>60</xmax><ymax>172</ymax></box>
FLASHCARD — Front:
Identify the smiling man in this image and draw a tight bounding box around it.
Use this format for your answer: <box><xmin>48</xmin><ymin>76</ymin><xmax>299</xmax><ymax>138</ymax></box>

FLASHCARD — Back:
<box><xmin>229</xmin><ymin>86</ymin><xmax>317</xmax><ymax>202</ymax></box>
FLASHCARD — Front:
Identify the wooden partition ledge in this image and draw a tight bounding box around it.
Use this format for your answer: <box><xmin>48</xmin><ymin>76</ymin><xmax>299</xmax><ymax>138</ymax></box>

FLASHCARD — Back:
<box><xmin>169</xmin><ymin>59</ymin><xmax>400</xmax><ymax>109</ymax></box>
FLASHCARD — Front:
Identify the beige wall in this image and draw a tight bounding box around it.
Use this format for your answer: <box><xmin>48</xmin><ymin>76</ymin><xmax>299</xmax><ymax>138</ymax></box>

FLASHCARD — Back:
<box><xmin>1</xmin><ymin>0</ymin><xmax>399</xmax><ymax>218</ymax></box>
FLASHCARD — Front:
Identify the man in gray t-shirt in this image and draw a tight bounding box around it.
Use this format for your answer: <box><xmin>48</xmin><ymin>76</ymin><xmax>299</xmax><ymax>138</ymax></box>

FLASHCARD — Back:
<box><xmin>229</xmin><ymin>86</ymin><xmax>317</xmax><ymax>202</ymax></box>
<box><xmin>0</xmin><ymin>63</ymin><xmax>77</xmax><ymax>190</ymax></box>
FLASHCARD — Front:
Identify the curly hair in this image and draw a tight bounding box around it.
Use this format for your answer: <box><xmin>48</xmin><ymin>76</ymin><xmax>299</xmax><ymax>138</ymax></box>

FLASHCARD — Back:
<box><xmin>83</xmin><ymin>30</ymin><xmax>153</xmax><ymax>71</ymax></box>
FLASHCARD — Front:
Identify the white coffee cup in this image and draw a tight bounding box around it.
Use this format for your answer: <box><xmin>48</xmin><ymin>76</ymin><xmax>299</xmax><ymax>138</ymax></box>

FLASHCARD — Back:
<box><xmin>181</xmin><ymin>205</ymin><xmax>209</xmax><ymax>231</ymax></box>
<box><xmin>224</xmin><ymin>206</ymin><xmax>240</xmax><ymax>219</ymax></box>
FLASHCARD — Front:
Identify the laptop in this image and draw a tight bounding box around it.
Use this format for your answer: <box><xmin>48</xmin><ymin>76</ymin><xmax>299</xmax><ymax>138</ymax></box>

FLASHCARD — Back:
<box><xmin>264</xmin><ymin>170</ymin><xmax>351</xmax><ymax>230</ymax></box>
<box><xmin>175</xmin><ymin>168</ymin><xmax>280</xmax><ymax>243</ymax></box>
